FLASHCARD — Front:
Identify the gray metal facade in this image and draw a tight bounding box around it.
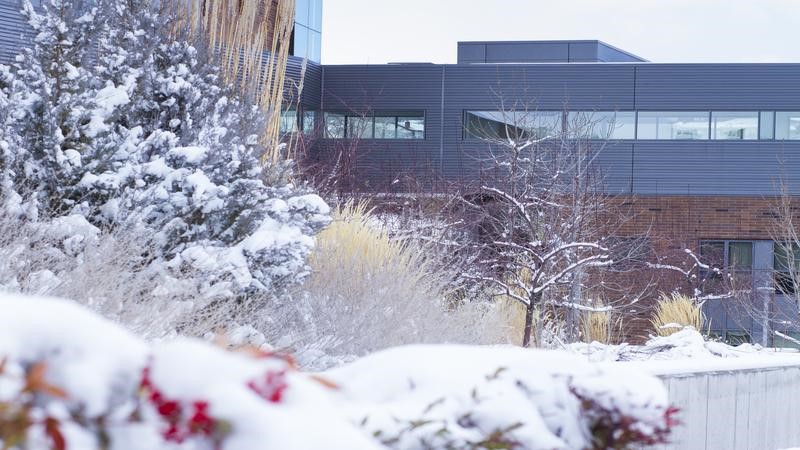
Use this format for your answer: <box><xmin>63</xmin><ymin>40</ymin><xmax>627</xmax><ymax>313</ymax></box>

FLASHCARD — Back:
<box><xmin>457</xmin><ymin>40</ymin><xmax>647</xmax><ymax>64</ymax></box>
<box><xmin>0</xmin><ymin>0</ymin><xmax>32</xmax><ymax>66</ymax></box>
<box><xmin>318</xmin><ymin>61</ymin><xmax>800</xmax><ymax>196</ymax></box>
<box><xmin>3</xmin><ymin>2</ymin><xmax>800</xmax><ymax>197</ymax></box>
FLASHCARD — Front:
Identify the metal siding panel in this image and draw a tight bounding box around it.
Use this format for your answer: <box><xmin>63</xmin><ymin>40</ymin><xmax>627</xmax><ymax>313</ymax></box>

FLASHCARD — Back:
<box><xmin>635</xmin><ymin>64</ymin><xmax>800</xmax><ymax>109</ymax></box>
<box><xmin>456</xmin><ymin>42</ymin><xmax>485</xmax><ymax>64</ymax></box>
<box><xmin>320</xmin><ymin>65</ymin><xmax>444</xmax><ymax>178</ymax></box>
<box><xmin>0</xmin><ymin>0</ymin><xmax>32</xmax><ymax>66</ymax></box>
<box><xmin>567</xmin><ymin>42</ymin><xmax>597</xmax><ymax>62</ymax></box>
<box><xmin>484</xmin><ymin>42</ymin><xmax>569</xmax><ymax>63</ymax></box>
<box><xmin>632</xmin><ymin>141</ymin><xmax>800</xmax><ymax>195</ymax></box>
<box><xmin>441</xmin><ymin>64</ymin><xmax>635</xmax><ymax>182</ymax></box>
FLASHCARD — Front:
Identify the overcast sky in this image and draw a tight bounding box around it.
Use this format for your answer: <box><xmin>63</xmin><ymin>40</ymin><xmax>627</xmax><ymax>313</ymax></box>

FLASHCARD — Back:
<box><xmin>321</xmin><ymin>0</ymin><xmax>800</xmax><ymax>65</ymax></box>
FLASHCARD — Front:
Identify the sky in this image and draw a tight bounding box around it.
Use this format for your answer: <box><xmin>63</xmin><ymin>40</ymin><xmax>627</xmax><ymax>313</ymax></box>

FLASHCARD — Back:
<box><xmin>321</xmin><ymin>0</ymin><xmax>800</xmax><ymax>65</ymax></box>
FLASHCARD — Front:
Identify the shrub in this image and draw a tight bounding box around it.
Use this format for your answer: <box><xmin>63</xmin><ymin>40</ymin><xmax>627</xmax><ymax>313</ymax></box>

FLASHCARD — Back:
<box><xmin>1</xmin><ymin>0</ymin><xmax>329</xmax><ymax>302</ymax></box>
<box><xmin>651</xmin><ymin>292</ymin><xmax>704</xmax><ymax>337</ymax></box>
<box><xmin>268</xmin><ymin>200</ymin><xmax>505</xmax><ymax>369</ymax></box>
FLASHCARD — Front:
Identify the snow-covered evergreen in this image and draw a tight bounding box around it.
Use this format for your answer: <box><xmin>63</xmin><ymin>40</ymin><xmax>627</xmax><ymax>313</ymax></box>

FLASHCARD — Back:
<box><xmin>0</xmin><ymin>0</ymin><xmax>329</xmax><ymax>300</ymax></box>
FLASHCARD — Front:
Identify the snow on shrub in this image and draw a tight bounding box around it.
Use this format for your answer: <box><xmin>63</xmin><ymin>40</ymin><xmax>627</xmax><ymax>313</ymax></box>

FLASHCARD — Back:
<box><xmin>0</xmin><ymin>294</ymin><xmax>378</xmax><ymax>450</ymax></box>
<box><xmin>0</xmin><ymin>0</ymin><xmax>329</xmax><ymax>301</ymax></box>
<box><xmin>1</xmin><ymin>294</ymin><xmax>676</xmax><ymax>450</ymax></box>
<box><xmin>327</xmin><ymin>346</ymin><xmax>676</xmax><ymax>450</ymax></box>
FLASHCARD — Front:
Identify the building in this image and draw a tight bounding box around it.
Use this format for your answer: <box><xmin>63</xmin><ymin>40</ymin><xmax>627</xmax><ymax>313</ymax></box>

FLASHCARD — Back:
<box><xmin>3</xmin><ymin>0</ymin><xmax>800</xmax><ymax>345</ymax></box>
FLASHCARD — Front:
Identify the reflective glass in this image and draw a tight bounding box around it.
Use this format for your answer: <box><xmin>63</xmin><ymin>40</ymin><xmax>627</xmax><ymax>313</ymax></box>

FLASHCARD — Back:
<box><xmin>374</xmin><ymin>116</ymin><xmax>397</xmax><ymax>139</ymax></box>
<box><xmin>567</xmin><ymin>111</ymin><xmax>635</xmax><ymax>139</ymax></box>
<box><xmin>760</xmin><ymin>111</ymin><xmax>775</xmax><ymax>140</ymax></box>
<box><xmin>637</xmin><ymin>112</ymin><xmax>709</xmax><ymax>140</ymax></box>
<box><xmin>279</xmin><ymin>109</ymin><xmax>298</xmax><ymax>134</ymax></box>
<box><xmin>464</xmin><ymin>111</ymin><xmax>562</xmax><ymax>140</ymax></box>
<box><xmin>712</xmin><ymin>112</ymin><xmax>758</xmax><ymax>140</ymax></box>
<box><xmin>295</xmin><ymin>0</ymin><xmax>310</xmax><ymax>27</ymax></box>
<box><xmin>293</xmin><ymin>24</ymin><xmax>310</xmax><ymax>60</ymax></box>
<box><xmin>307</xmin><ymin>0</ymin><xmax>323</xmax><ymax>31</ymax></box>
<box><xmin>776</xmin><ymin>112</ymin><xmax>800</xmax><ymax>140</ymax></box>
<box><xmin>324</xmin><ymin>113</ymin><xmax>345</xmax><ymax>138</ymax></box>
<box><xmin>396</xmin><ymin>116</ymin><xmax>425</xmax><ymax>139</ymax></box>
<box><xmin>302</xmin><ymin>111</ymin><xmax>316</xmax><ymax>135</ymax></box>
<box><xmin>347</xmin><ymin>116</ymin><xmax>374</xmax><ymax>139</ymax></box>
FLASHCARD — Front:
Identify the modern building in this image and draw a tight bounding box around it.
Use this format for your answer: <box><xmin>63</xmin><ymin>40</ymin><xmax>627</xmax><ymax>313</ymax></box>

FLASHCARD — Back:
<box><xmin>3</xmin><ymin>0</ymin><xmax>800</xmax><ymax>345</ymax></box>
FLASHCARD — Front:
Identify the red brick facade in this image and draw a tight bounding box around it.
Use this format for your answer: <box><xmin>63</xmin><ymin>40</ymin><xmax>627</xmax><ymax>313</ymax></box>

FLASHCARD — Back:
<box><xmin>617</xmin><ymin>195</ymin><xmax>779</xmax><ymax>246</ymax></box>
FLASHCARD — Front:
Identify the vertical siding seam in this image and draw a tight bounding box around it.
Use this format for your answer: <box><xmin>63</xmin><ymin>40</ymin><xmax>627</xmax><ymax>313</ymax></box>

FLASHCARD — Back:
<box><xmin>440</xmin><ymin>66</ymin><xmax>445</xmax><ymax>173</ymax></box>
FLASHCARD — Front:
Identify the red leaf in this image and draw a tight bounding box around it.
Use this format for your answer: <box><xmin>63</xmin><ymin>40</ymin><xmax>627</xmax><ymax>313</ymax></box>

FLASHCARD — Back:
<box><xmin>44</xmin><ymin>417</ymin><xmax>66</xmax><ymax>450</ymax></box>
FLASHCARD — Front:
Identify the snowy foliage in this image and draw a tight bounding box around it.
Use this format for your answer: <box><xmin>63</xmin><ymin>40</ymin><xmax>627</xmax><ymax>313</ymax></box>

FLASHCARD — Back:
<box><xmin>568</xmin><ymin>328</ymin><xmax>777</xmax><ymax>362</ymax></box>
<box><xmin>0</xmin><ymin>0</ymin><xmax>329</xmax><ymax>300</ymax></box>
<box><xmin>0</xmin><ymin>294</ymin><xmax>676</xmax><ymax>450</ymax></box>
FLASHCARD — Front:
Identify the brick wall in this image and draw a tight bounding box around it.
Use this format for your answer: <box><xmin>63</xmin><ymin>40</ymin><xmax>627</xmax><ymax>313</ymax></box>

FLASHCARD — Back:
<box><xmin>610</xmin><ymin>195</ymin><xmax>785</xmax><ymax>342</ymax></box>
<box><xmin>616</xmin><ymin>195</ymin><xmax>780</xmax><ymax>246</ymax></box>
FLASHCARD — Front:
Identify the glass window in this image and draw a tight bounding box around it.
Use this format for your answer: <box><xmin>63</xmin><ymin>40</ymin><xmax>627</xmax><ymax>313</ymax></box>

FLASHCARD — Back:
<box><xmin>307</xmin><ymin>0</ymin><xmax>323</xmax><ymax>32</ymax></box>
<box><xmin>712</xmin><ymin>112</ymin><xmax>758</xmax><ymax>140</ymax></box>
<box><xmin>567</xmin><ymin>111</ymin><xmax>635</xmax><ymax>139</ymax></box>
<box><xmin>637</xmin><ymin>112</ymin><xmax>709</xmax><ymax>140</ymax></box>
<box><xmin>774</xmin><ymin>242</ymin><xmax>800</xmax><ymax>294</ymax></box>
<box><xmin>728</xmin><ymin>242</ymin><xmax>753</xmax><ymax>270</ymax></box>
<box><xmin>776</xmin><ymin>112</ymin><xmax>800</xmax><ymax>140</ymax></box>
<box><xmin>324</xmin><ymin>112</ymin><xmax>345</xmax><ymax>138</ymax></box>
<box><xmin>374</xmin><ymin>116</ymin><xmax>397</xmax><ymax>139</ymax></box>
<box><xmin>699</xmin><ymin>240</ymin><xmax>753</xmax><ymax>274</ymax></box>
<box><xmin>302</xmin><ymin>111</ymin><xmax>316</xmax><ymax>135</ymax></box>
<box><xmin>347</xmin><ymin>116</ymin><xmax>374</xmax><ymax>139</ymax></box>
<box><xmin>396</xmin><ymin>115</ymin><xmax>425</xmax><ymax>139</ymax></box>
<box><xmin>760</xmin><ymin>111</ymin><xmax>775</xmax><ymax>140</ymax></box>
<box><xmin>280</xmin><ymin>109</ymin><xmax>298</xmax><ymax>134</ymax></box>
<box><xmin>293</xmin><ymin>24</ymin><xmax>311</xmax><ymax>60</ymax></box>
<box><xmin>464</xmin><ymin>111</ymin><xmax>561</xmax><ymax>140</ymax></box>
<box><xmin>295</xmin><ymin>0</ymin><xmax>310</xmax><ymax>27</ymax></box>
<box><xmin>308</xmin><ymin>29</ymin><xmax>321</xmax><ymax>63</ymax></box>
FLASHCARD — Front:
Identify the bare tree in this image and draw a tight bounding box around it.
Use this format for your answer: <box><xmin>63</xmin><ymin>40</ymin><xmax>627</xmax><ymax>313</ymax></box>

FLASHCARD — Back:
<box><xmin>456</xmin><ymin>100</ymin><xmax>647</xmax><ymax>346</ymax></box>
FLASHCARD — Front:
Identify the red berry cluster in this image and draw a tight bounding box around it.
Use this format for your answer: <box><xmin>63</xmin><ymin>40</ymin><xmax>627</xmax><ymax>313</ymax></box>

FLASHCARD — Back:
<box><xmin>247</xmin><ymin>369</ymin><xmax>288</xmax><ymax>403</ymax></box>
<box><xmin>139</xmin><ymin>365</ymin><xmax>220</xmax><ymax>445</ymax></box>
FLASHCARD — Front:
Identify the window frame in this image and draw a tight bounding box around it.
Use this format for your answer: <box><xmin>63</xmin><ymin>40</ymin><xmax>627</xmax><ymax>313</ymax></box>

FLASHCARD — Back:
<box><xmin>321</xmin><ymin>111</ymin><xmax>426</xmax><ymax>140</ymax></box>
<box><xmin>462</xmin><ymin>110</ymin><xmax>564</xmax><ymax>141</ymax></box>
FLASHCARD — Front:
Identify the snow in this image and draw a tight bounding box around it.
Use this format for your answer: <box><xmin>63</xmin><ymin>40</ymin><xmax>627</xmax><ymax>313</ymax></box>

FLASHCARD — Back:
<box><xmin>168</xmin><ymin>146</ymin><xmax>207</xmax><ymax>164</ymax></box>
<box><xmin>0</xmin><ymin>294</ymin><xmax>676</xmax><ymax>450</ymax></box>
<box><xmin>568</xmin><ymin>328</ymin><xmax>800</xmax><ymax>376</ymax></box>
<box><xmin>326</xmin><ymin>344</ymin><xmax>672</xmax><ymax>450</ymax></box>
<box><xmin>0</xmin><ymin>294</ymin><xmax>378</xmax><ymax>450</ymax></box>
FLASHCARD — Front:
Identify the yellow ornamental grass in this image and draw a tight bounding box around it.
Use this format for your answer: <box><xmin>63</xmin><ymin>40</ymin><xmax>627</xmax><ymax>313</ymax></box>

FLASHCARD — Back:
<box><xmin>651</xmin><ymin>293</ymin><xmax>704</xmax><ymax>337</ymax></box>
<box><xmin>180</xmin><ymin>0</ymin><xmax>298</xmax><ymax>163</ymax></box>
<box><xmin>581</xmin><ymin>310</ymin><xmax>612</xmax><ymax>344</ymax></box>
<box><xmin>308</xmin><ymin>200</ymin><xmax>424</xmax><ymax>285</ymax></box>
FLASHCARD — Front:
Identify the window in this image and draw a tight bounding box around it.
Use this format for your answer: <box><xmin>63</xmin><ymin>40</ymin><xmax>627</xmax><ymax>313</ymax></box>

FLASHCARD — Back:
<box><xmin>324</xmin><ymin>112</ymin><xmax>345</xmax><ymax>138</ymax></box>
<box><xmin>712</xmin><ymin>112</ymin><xmax>758</xmax><ymax>140</ymax></box>
<box><xmin>776</xmin><ymin>112</ymin><xmax>800</xmax><ymax>140</ymax></box>
<box><xmin>322</xmin><ymin>112</ymin><xmax>425</xmax><ymax>139</ymax></box>
<box><xmin>396</xmin><ymin>115</ymin><xmax>425</xmax><ymax>139</ymax></box>
<box><xmin>464</xmin><ymin>111</ymin><xmax>562</xmax><ymax>140</ymax></box>
<box><xmin>280</xmin><ymin>109</ymin><xmax>298</xmax><ymax>134</ymax></box>
<box><xmin>637</xmin><ymin>112</ymin><xmax>710</xmax><ymax>140</ymax></box>
<box><xmin>700</xmin><ymin>240</ymin><xmax>754</xmax><ymax>274</ymax></box>
<box><xmin>567</xmin><ymin>111</ymin><xmax>635</xmax><ymax>139</ymax></box>
<box><xmin>760</xmin><ymin>111</ymin><xmax>775</xmax><ymax>140</ymax></box>
<box><xmin>774</xmin><ymin>242</ymin><xmax>800</xmax><ymax>294</ymax></box>
<box><xmin>347</xmin><ymin>116</ymin><xmax>373</xmax><ymax>139</ymax></box>
<box><xmin>302</xmin><ymin>111</ymin><xmax>316</xmax><ymax>135</ymax></box>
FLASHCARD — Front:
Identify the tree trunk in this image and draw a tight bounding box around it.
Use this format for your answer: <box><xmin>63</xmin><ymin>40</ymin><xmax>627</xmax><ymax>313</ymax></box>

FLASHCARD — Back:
<box><xmin>522</xmin><ymin>302</ymin><xmax>534</xmax><ymax>347</ymax></box>
<box><xmin>522</xmin><ymin>292</ymin><xmax>542</xmax><ymax>347</ymax></box>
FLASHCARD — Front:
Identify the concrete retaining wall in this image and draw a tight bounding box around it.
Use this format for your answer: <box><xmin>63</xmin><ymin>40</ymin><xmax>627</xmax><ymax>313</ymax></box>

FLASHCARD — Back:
<box><xmin>642</xmin><ymin>360</ymin><xmax>800</xmax><ymax>450</ymax></box>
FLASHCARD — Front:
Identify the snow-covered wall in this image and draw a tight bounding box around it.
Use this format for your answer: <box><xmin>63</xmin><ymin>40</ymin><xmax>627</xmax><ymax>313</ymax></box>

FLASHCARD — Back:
<box><xmin>642</xmin><ymin>360</ymin><xmax>800</xmax><ymax>450</ymax></box>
